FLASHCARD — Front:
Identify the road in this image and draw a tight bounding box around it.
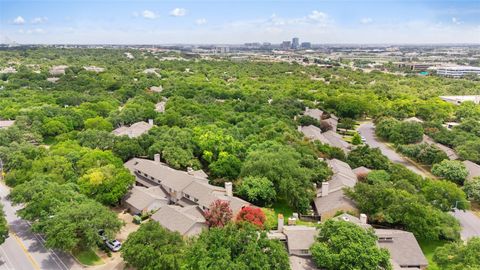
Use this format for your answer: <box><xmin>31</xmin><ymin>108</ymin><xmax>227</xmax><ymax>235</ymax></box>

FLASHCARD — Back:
<box><xmin>357</xmin><ymin>122</ymin><xmax>427</xmax><ymax>177</ymax></box>
<box><xmin>451</xmin><ymin>209</ymin><xmax>480</xmax><ymax>240</ymax></box>
<box><xmin>358</xmin><ymin>121</ymin><xmax>480</xmax><ymax>240</ymax></box>
<box><xmin>0</xmin><ymin>183</ymin><xmax>81</xmax><ymax>270</ymax></box>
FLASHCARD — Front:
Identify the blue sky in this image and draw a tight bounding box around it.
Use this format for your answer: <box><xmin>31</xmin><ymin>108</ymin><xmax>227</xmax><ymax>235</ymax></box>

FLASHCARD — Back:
<box><xmin>1</xmin><ymin>0</ymin><xmax>479</xmax><ymax>44</ymax></box>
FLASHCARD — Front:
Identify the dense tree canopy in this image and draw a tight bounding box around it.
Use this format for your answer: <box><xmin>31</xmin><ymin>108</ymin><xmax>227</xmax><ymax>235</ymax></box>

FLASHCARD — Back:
<box><xmin>433</xmin><ymin>237</ymin><xmax>480</xmax><ymax>270</ymax></box>
<box><xmin>183</xmin><ymin>223</ymin><xmax>290</xmax><ymax>270</ymax></box>
<box><xmin>310</xmin><ymin>220</ymin><xmax>391</xmax><ymax>270</ymax></box>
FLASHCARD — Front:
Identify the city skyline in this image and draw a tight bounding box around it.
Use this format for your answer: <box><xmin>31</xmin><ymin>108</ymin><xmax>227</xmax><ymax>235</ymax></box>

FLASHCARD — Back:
<box><xmin>1</xmin><ymin>0</ymin><xmax>480</xmax><ymax>45</ymax></box>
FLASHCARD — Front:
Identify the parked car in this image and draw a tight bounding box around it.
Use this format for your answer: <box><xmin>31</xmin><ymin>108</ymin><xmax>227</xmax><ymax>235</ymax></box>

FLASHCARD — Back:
<box><xmin>105</xmin><ymin>239</ymin><xmax>122</xmax><ymax>252</ymax></box>
<box><xmin>361</xmin><ymin>136</ymin><xmax>366</xmax><ymax>142</ymax></box>
<box><xmin>98</xmin><ymin>229</ymin><xmax>107</xmax><ymax>241</ymax></box>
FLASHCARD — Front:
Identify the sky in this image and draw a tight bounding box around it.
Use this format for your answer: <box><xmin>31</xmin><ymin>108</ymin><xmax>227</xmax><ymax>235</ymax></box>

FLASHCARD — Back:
<box><xmin>1</xmin><ymin>0</ymin><xmax>480</xmax><ymax>44</ymax></box>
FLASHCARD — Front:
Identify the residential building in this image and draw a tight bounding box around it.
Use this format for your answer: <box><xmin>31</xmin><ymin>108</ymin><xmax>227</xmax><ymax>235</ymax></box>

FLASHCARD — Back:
<box><xmin>112</xmin><ymin>120</ymin><xmax>154</xmax><ymax>138</ymax></box>
<box><xmin>149</xmin><ymin>86</ymin><xmax>163</xmax><ymax>92</ymax></box>
<box><xmin>440</xmin><ymin>95</ymin><xmax>480</xmax><ymax>105</ymax></box>
<box><xmin>151</xmin><ymin>205</ymin><xmax>207</xmax><ymax>237</ymax></box>
<box><xmin>375</xmin><ymin>229</ymin><xmax>428</xmax><ymax>270</ymax></box>
<box><xmin>322</xmin><ymin>118</ymin><xmax>338</xmax><ymax>132</ymax></box>
<box><xmin>303</xmin><ymin>107</ymin><xmax>323</xmax><ymax>121</ymax></box>
<box><xmin>322</xmin><ymin>130</ymin><xmax>351</xmax><ymax>152</ymax></box>
<box><xmin>352</xmin><ymin>166</ymin><xmax>371</xmax><ymax>179</ymax></box>
<box><xmin>463</xmin><ymin>160</ymin><xmax>480</xmax><ymax>181</ymax></box>
<box><xmin>313</xmin><ymin>159</ymin><xmax>358</xmax><ymax>221</ymax></box>
<box><xmin>436</xmin><ymin>66</ymin><xmax>480</xmax><ymax>78</ymax></box>
<box><xmin>403</xmin><ymin>117</ymin><xmax>424</xmax><ymax>123</ymax></box>
<box><xmin>267</xmin><ymin>215</ymin><xmax>318</xmax><ymax>257</ymax></box>
<box><xmin>123</xmin><ymin>186</ymin><xmax>169</xmax><ymax>214</ymax></box>
<box><xmin>155</xmin><ymin>101</ymin><xmax>166</xmax><ymax>113</ymax></box>
<box><xmin>123</xmin><ymin>156</ymin><xmax>249</xmax><ymax>236</ymax></box>
<box><xmin>423</xmin><ymin>135</ymin><xmax>458</xmax><ymax>160</ymax></box>
<box><xmin>336</xmin><ymin>214</ymin><xmax>428</xmax><ymax>270</ymax></box>
<box><xmin>298</xmin><ymin>126</ymin><xmax>351</xmax><ymax>153</ymax></box>
<box><xmin>83</xmin><ymin>66</ymin><xmax>105</xmax><ymax>72</ymax></box>
<box><xmin>0</xmin><ymin>120</ymin><xmax>15</xmax><ymax>129</ymax></box>
<box><xmin>49</xmin><ymin>65</ymin><xmax>68</xmax><ymax>76</ymax></box>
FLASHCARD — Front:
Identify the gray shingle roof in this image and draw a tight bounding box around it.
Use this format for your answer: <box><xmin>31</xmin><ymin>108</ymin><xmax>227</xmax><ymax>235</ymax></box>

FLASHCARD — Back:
<box><xmin>299</xmin><ymin>125</ymin><xmax>329</xmax><ymax>144</ymax></box>
<box><xmin>124</xmin><ymin>186</ymin><xmax>169</xmax><ymax>211</ymax></box>
<box><xmin>112</xmin><ymin>121</ymin><xmax>153</xmax><ymax>138</ymax></box>
<box><xmin>151</xmin><ymin>205</ymin><xmax>206</xmax><ymax>235</ymax></box>
<box><xmin>124</xmin><ymin>158</ymin><xmax>249</xmax><ymax>213</ymax></box>
<box><xmin>322</xmin><ymin>131</ymin><xmax>351</xmax><ymax>152</ymax></box>
<box><xmin>283</xmin><ymin>226</ymin><xmax>318</xmax><ymax>252</ymax></box>
<box><xmin>326</xmin><ymin>159</ymin><xmax>357</xmax><ymax>191</ymax></box>
<box><xmin>375</xmin><ymin>229</ymin><xmax>428</xmax><ymax>268</ymax></box>
<box><xmin>304</xmin><ymin>108</ymin><xmax>323</xmax><ymax>121</ymax></box>
<box><xmin>0</xmin><ymin>120</ymin><xmax>15</xmax><ymax>129</ymax></box>
<box><xmin>423</xmin><ymin>135</ymin><xmax>458</xmax><ymax>160</ymax></box>
<box><xmin>314</xmin><ymin>189</ymin><xmax>356</xmax><ymax>214</ymax></box>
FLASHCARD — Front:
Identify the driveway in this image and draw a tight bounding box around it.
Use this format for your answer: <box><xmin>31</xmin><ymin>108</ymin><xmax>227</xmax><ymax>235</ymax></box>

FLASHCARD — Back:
<box><xmin>357</xmin><ymin>122</ymin><xmax>427</xmax><ymax>177</ymax></box>
<box><xmin>0</xmin><ymin>183</ymin><xmax>82</xmax><ymax>270</ymax></box>
<box><xmin>451</xmin><ymin>210</ymin><xmax>480</xmax><ymax>240</ymax></box>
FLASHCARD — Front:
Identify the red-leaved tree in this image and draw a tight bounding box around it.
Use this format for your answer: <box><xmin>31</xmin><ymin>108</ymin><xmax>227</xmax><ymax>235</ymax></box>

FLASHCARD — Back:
<box><xmin>236</xmin><ymin>206</ymin><xmax>266</xmax><ymax>228</ymax></box>
<box><xmin>203</xmin><ymin>200</ymin><xmax>233</xmax><ymax>228</ymax></box>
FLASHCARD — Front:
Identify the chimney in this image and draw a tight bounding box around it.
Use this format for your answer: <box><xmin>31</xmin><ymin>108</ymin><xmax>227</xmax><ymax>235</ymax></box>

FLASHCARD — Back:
<box><xmin>297</xmin><ymin>126</ymin><xmax>302</xmax><ymax>132</ymax></box>
<box><xmin>305</xmin><ymin>106</ymin><xmax>309</xmax><ymax>111</ymax></box>
<box><xmin>293</xmin><ymin>115</ymin><xmax>297</xmax><ymax>121</ymax></box>
<box><xmin>360</xmin><ymin>213</ymin><xmax>367</xmax><ymax>224</ymax></box>
<box><xmin>187</xmin><ymin>167</ymin><xmax>194</xmax><ymax>174</ymax></box>
<box><xmin>321</xmin><ymin>182</ymin><xmax>329</xmax><ymax>197</ymax></box>
<box><xmin>148</xmin><ymin>119</ymin><xmax>154</xmax><ymax>126</ymax></box>
<box><xmin>225</xmin><ymin>182</ymin><xmax>233</xmax><ymax>197</ymax></box>
<box><xmin>313</xmin><ymin>183</ymin><xmax>317</xmax><ymax>190</ymax></box>
<box><xmin>277</xmin><ymin>214</ymin><xmax>284</xmax><ymax>232</ymax></box>
<box><xmin>154</xmin><ymin>153</ymin><xmax>161</xmax><ymax>163</ymax></box>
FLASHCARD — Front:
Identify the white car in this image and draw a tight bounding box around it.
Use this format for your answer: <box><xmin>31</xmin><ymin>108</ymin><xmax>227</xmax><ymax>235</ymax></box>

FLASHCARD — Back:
<box><xmin>361</xmin><ymin>136</ymin><xmax>366</xmax><ymax>142</ymax></box>
<box><xmin>105</xmin><ymin>240</ymin><xmax>122</xmax><ymax>252</ymax></box>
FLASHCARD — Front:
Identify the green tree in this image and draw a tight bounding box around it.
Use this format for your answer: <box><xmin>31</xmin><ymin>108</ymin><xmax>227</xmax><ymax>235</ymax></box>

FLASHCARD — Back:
<box><xmin>84</xmin><ymin>117</ymin><xmax>113</xmax><ymax>131</ymax></box>
<box><xmin>237</xmin><ymin>176</ymin><xmax>276</xmax><ymax>206</ymax></box>
<box><xmin>122</xmin><ymin>221</ymin><xmax>185</xmax><ymax>270</ymax></box>
<box><xmin>310</xmin><ymin>220</ymin><xmax>391</xmax><ymax>270</ymax></box>
<box><xmin>208</xmin><ymin>151</ymin><xmax>242</xmax><ymax>180</ymax></box>
<box><xmin>33</xmin><ymin>200</ymin><xmax>122</xmax><ymax>251</ymax></box>
<box><xmin>347</xmin><ymin>146</ymin><xmax>391</xmax><ymax>170</ymax></box>
<box><xmin>421</xmin><ymin>180</ymin><xmax>469</xmax><ymax>211</ymax></box>
<box><xmin>77</xmin><ymin>165</ymin><xmax>134</xmax><ymax>205</ymax></box>
<box><xmin>432</xmin><ymin>160</ymin><xmax>468</xmax><ymax>185</ymax></box>
<box><xmin>433</xmin><ymin>237</ymin><xmax>480</xmax><ymax>270</ymax></box>
<box><xmin>183</xmin><ymin>223</ymin><xmax>290</xmax><ymax>270</ymax></box>
<box><xmin>0</xmin><ymin>205</ymin><xmax>8</xmax><ymax>245</ymax></box>
<box><xmin>464</xmin><ymin>178</ymin><xmax>480</xmax><ymax>202</ymax></box>
<box><xmin>351</xmin><ymin>132</ymin><xmax>362</xmax><ymax>145</ymax></box>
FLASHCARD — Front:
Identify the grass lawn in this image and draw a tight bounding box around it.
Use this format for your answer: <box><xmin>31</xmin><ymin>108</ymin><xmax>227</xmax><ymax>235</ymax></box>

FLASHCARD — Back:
<box><xmin>272</xmin><ymin>200</ymin><xmax>294</xmax><ymax>221</ymax></box>
<box><xmin>72</xmin><ymin>248</ymin><xmax>103</xmax><ymax>266</ymax></box>
<box><xmin>418</xmin><ymin>239</ymin><xmax>449</xmax><ymax>270</ymax></box>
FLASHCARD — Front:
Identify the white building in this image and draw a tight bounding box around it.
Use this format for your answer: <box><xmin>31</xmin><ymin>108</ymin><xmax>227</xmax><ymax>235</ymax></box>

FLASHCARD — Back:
<box><xmin>436</xmin><ymin>66</ymin><xmax>480</xmax><ymax>78</ymax></box>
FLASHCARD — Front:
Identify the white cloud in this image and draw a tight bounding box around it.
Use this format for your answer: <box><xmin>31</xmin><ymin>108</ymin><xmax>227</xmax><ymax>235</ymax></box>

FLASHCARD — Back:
<box><xmin>142</xmin><ymin>10</ymin><xmax>158</xmax><ymax>19</ymax></box>
<box><xmin>19</xmin><ymin>28</ymin><xmax>46</xmax><ymax>34</ymax></box>
<box><xmin>195</xmin><ymin>18</ymin><xmax>207</xmax><ymax>25</ymax></box>
<box><xmin>170</xmin><ymin>8</ymin><xmax>187</xmax><ymax>17</ymax></box>
<box><xmin>307</xmin><ymin>10</ymin><xmax>328</xmax><ymax>23</ymax></box>
<box><xmin>360</xmin><ymin>17</ymin><xmax>373</xmax><ymax>24</ymax></box>
<box><xmin>31</xmin><ymin>17</ymin><xmax>48</xmax><ymax>24</ymax></box>
<box><xmin>452</xmin><ymin>17</ymin><xmax>461</xmax><ymax>25</ymax></box>
<box><xmin>13</xmin><ymin>16</ymin><xmax>25</xmax><ymax>25</ymax></box>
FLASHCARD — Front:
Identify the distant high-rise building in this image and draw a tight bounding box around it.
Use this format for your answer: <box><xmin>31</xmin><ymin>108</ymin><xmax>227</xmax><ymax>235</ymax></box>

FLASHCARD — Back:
<box><xmin>301</xmin><ymin>42</ymin><xmax>311</xmax><ymax>49</ymax></box>
<box><xmin>291</xmin><ymin>37</ymin><xmax>299</xmax><ymax>49</ymax></box>
<box><xmin>281</xmin><ymin>41</ymin><xmax>291</xmax><ymax>50</ymax></box>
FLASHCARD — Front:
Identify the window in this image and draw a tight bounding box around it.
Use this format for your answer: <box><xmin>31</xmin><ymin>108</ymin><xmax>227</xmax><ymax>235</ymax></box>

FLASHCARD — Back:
<box><xmin>300</xmin><ymin>250</ymin><xmax>309</xmax><ymax>255</ymax></box>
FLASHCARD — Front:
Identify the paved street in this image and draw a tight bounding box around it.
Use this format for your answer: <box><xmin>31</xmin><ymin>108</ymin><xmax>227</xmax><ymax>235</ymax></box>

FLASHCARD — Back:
<box><xmin>451</xmin><ymin>209</ymin><xmax>480</xmax><ymax>240</ymax></box>
<box><xmin>0</xmin><ymin>183</ymin><xmax>81</xmax><ymax>270</ymax></box>
<box><xmin>357</xmin><ymin>121</ymin><xmax>427</xmax><ymax>177</ymax></box>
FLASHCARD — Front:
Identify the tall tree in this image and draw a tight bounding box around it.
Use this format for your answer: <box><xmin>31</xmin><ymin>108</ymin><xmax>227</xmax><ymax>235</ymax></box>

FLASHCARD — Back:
<box><xmin>310</xmin><ymin>220</ymin><xmax>391</xmax><ymax>270</ymax></box>
<box><xmin>122</xmin><ymin>221</ymin><xmax>185</xmax><ymax>270</ymax></box>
